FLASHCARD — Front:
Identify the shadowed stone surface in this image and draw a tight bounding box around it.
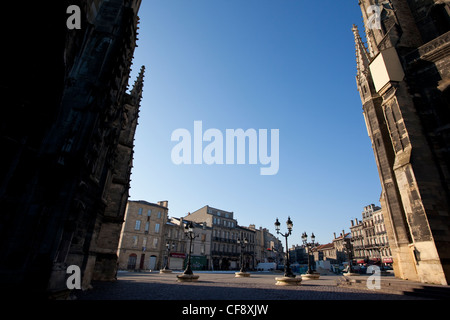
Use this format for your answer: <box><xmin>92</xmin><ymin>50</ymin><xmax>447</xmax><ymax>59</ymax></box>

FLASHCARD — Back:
<box><xmin>74</xmin><ymin>271</ymin><xmax>425</xmax><ymax>300</ymax></box>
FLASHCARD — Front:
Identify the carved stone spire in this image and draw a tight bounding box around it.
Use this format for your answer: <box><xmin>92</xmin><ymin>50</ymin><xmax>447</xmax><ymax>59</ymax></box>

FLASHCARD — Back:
<box><xmin>352</xmin><ymin>24</ymin><xmax>370</xmax><ymax>78</ymax></box>
<box><xmin>130</xmin><ymin>65</ymin><xmax>145</xmax><ymax>105</ymax></box>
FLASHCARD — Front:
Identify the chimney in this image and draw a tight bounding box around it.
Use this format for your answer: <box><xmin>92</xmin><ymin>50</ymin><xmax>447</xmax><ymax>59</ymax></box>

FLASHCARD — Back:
<box><xmin>351</xmin><ymin>220</ymin><xmax>354</xmax><ymax>227</ymax></box>
<box><xmin>334</xmin><ymin>232</ymin><xmax>336</xmax><ymax>239</ymax></box>
<box><xmin>157</xmin><ymin>200</ymin><xmax>168</xmax><ymax>208</ymax></box>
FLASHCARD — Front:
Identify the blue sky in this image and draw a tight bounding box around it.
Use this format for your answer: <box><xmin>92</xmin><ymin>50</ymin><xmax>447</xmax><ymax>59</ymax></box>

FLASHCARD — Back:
<box><xmin>127</xmin><ymin>0</ymin><xmax>380</xmax><ymax>246</ymax></box>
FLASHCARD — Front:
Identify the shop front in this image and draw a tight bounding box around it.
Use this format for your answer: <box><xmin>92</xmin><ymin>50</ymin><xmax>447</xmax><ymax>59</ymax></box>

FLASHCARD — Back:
<box><xmin>184</xmin><ymin>255</ymin><xmax>208</xmax><ymax>270</ymax></box>
<box><xmin>169</xmin><ymin>252</ymin><xmax>186</xmax><ymax>270</ymax></box>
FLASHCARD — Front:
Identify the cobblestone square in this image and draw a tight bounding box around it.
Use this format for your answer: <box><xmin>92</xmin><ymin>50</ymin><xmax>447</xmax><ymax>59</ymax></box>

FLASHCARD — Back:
<box><xmin>74</xmin><ymin>271</ymin><xmax>422</xmax><ymax>300</ymax></box>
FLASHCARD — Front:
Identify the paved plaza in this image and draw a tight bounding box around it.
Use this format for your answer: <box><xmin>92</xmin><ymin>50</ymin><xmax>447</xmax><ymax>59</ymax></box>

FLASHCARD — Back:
<box><xmin>74</xmin><ymin>271</ymin><xmax>425</xmax><ymax>300</ymax></box>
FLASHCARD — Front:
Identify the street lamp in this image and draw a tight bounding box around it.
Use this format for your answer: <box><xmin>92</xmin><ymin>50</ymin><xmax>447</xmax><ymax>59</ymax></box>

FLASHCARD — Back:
<box><xmin>274</xmin><ymin>217</ymin><xmax>294</xmax><ymax>278</ymax></box>
<box><xmin>160</xmin><ymin>241</ymin><xmax>174</xmax><ymax>273</ymax></box>
<box><xmin>301</xmin><ymin>232</ymin><xmax>320</xmax><ymax>279</ymax></box>
<box><xmin>237</xmin><ymin>238</ymin><xmax>248</xmax><ymax>272</ymax></box>
<box><xmin>177</xmin><ymin>221</ymin><xmax>200</xmax><ymax>282</ymax></box>
<box><xmin>343</xmin><ymin>238</ymin><xmax>358</xmax><ymax>276</ymax></box>
<box><xmin>235</xmin><ymin>237</ymin><xmax>250</xmax><ymax>277</ymax></box>
<box><xmin>302</xmin><ymin>232</ymin><xmax>314</xmax><ymax>273</ymax></box>
<box><xmin>184</xmin><ymin>221</ymin><xmax>197</xmax><ymax>275</ymax></box>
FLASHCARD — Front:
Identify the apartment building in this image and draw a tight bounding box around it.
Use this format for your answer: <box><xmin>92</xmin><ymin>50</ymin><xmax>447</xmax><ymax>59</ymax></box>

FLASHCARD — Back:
<box><xmin>236</xmin><ymin>226</ymin><xmax>256</xmax><ymax>270</ymax></box>
<box><xmin>184</xmin><ymin>205</ymin><xmax>240</xmax><ymax>270</ymax></box>
<box><xmin>249</xmin><ymin>225</ymin><xmax>283</xmax><ymax>265</ymax></box>
<box><xmin>349</xmin><ymin>204</ymin><xmax>392</xmax><ymax>266</ymax></box>
<box><xmin>165</xmin><ymin>217</ymin><xmax>212</xmax><ymax>270</ymax></box>
<box><xmin>117</xmin><ymin>200</ymin><xmax>168</xmax><ymax>271</ymax></box>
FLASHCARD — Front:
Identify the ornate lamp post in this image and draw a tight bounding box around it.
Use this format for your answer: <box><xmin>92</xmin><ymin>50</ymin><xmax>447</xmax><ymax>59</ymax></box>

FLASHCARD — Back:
<box><xmin>375</xmin><ymin>243</ymin><xmax>389</xmax><ymax>275</ymax></box>
<box><xmin>343</xmin><ymin>238</ymin><xmax>359</xmax><ymax>276</ymax></box>
<box><xmin>235</xmin><ymin>237</ymin><xmax>250</xmax><ymax>277</ymax></box>
<box><xmin>301</xmin><ymin>232</ymin><xmax>320</xmax><ymax>279</ymax></box>
<box><xmin>160</xmin><ymin>242</ymin><xmax>174</xmax><ymax>273</ymax></box>
<box><xmin>177</xmin><ymin>221</ymin><xmax>200</xmax><ymax>282</ymax></box>
<box><xmin>274</xmin><ymin>217</ymin><xmax>301</xmax><ymax>286</ymax></box>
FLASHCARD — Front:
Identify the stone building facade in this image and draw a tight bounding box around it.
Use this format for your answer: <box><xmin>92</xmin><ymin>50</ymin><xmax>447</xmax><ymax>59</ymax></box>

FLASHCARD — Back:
<box><xmin>163</xmin><ymin>217</ymin><xmax>212</xmax><ymax>270</ymax></box>
<box><xmin>350</xmin><ymin>218</ymin><xmax>366</xmax><ymax>263</ymax></box>
<box><xmin>185</xmin><ymin>219</ymin><xmax>213</xmax><ymax>270</ymax></box>
<box><xmin>332</xmin><ymin>231</ymin><xmax>352</xmax><ymax>264</ymax></box>
<box><xmin>0</xmin><ymin>0</ymin><xmax>144</xmax><ymax>297</ymax></box>
<box><xmin>372</xmin><ymin>205</ymin><xmax>393</xmax><ymax>265</ymax></box>
<box><xmin>163</xmin><ymin>218</ymin><xmax>189</xmax><ymax>270</ymax></box>
<box><xmin>248</xmin><ymin>225</ymin><xmax>284</xmax><ymax>266</ymax></box>
<box><xmin>353</xmin><ymin>0</ymin><xmax>450</xmax><ymax>284</ymax></box>
<box><xmin>116</xmin><ymin>202</ymin><xmax>282</xmax><ymax>272</ymax></box>
<box><xmin>236</xmin><ymin>226</ymin><xmax>257</xmax><ymax>270</ymax></box>
<box><xmin>117</xmin><ymin>201</ymin><xmax>168</xmax><ymax>271</ymax></box>
<box><xmin>184</xmin><ymin>205</ymin><xmax>240</xmax><ymax>270</ymax></box>
<box><xmin>350</xmin><ymin>204</ymin><xmax>392</xmax><ymax>265</ymax></box>
<box><xmin>263</xmin><ymin>228</ymin><xmax>284</xmax><ymax>265</ymax></box>
<box><xmin>314</xmin><ymin>243</ymin><xmax>336</xmax><ymax>264</ymax></box>
<box><xmin>289</xmin><ymin>245</ymin><xmax>309</xmax><ymax>264</ymax></box>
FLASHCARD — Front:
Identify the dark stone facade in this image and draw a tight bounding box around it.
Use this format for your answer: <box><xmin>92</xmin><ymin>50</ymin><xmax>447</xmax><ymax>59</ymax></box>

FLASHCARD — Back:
<box><xmin>354</xmin><ymin>0</ymin><xmax>450</xmax><ymax>284</ymax></box>
<box><xmin>0</xmin><ymin>0</ymin><xmax>144</xmax><ymax>298</ymax></box>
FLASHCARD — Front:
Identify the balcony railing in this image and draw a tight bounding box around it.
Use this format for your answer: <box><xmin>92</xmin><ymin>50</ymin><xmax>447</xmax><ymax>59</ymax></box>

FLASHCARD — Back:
<box><xmin>211</xmin><ymin>251</ymin><xmax>240</xmax><ymax>257</ymax></box>
<box><xmin>213</xmin><ymin>237</ymin><xmax>238</xmax><ymax>243</ymax></box>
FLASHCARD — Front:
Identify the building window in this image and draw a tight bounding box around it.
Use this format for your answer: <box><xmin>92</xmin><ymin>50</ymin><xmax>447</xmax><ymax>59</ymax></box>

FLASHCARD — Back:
<box><xmin>147</xmin><ymin>210</ymin><xmax>151</xmax><ymax>216</ymax></box>
<box><xmin>135</xmin><ymin>220</ymin><xmax>141</xmax><ymax>230</ymax></box>
<box><xmin>155</xmin><ymin>223</ymin><xmax>160</xmax><ymax>233</ymax></box>
<box><xmin>142</xmin><ymin>237</ymin><xmax>147</xmax><ymax>251</ymax></box>
<box><xmin>138</xmin><ymin>208</ymin><xmax>143</xmax><ymax>215</ymax></box>
<box><xmin>153</xmin><ymin>238</ymin><xmax>158</xmax><ymax>248</ymax></box>
<box><xmin>157</xmin><ymin>211</ymin><xmax>162</xmax><ymax>219</ymax></box>
<box><xmin>145</xmin><ymin>221</ymin><xmax>150</xmax><ymax>232</ymax></box>
<box><xmin>132</xmin><ymin>236</ymin><xmax>138</xmax><ymax>247</ymax></box>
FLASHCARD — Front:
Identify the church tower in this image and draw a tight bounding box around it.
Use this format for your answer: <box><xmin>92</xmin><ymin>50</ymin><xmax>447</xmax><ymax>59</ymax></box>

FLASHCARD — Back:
<box><xmin>354</xmin><ymin>0</ymin><xmax>450</xmax><ymax>285</ymax></box>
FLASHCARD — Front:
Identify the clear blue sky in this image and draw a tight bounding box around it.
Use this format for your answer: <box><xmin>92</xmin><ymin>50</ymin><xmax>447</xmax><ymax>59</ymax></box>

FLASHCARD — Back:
<box><xmin>127</xmin><ymin>0</ymin><xmax>380</xmax><ymax>246</ymax></box>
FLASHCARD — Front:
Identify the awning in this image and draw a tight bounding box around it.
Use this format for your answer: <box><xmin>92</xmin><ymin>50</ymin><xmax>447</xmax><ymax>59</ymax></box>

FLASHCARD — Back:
<box><xmin>383</xmin><ymin>258</ymin><xmax>393</xmax><ymax>263</ymax></box>
<box><xmin>170</xmin><ymin>252</ymin><xmax>186</xmax><ymax>259</ymax></box>
<box><xmin>356</xmin><ymin>259</ymin><xmax>365</xmax><ymax>264</ymax></box>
